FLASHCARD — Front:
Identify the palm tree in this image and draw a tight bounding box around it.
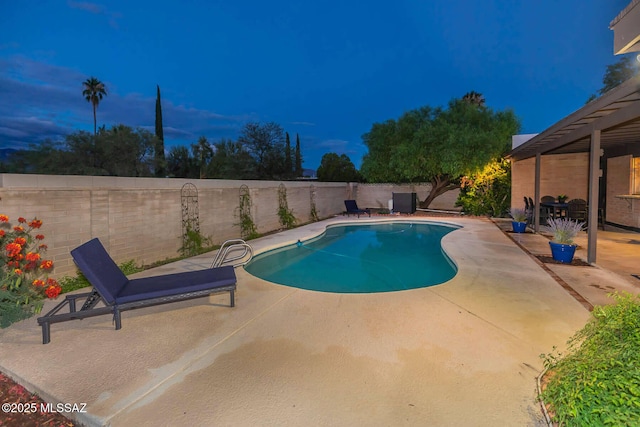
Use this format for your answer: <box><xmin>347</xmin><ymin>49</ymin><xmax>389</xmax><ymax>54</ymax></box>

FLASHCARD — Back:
<box><xmin>82</xmin><ymin>77</ymin><xmax>107</xmax><ymax>135</ymax></box>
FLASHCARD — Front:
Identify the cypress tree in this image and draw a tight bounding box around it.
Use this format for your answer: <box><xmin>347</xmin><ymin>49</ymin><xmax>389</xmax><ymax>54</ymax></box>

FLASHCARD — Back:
<box><xmin>294</xmin><ymin>133</ymin><xmax>303</xmax><ymax>177</ymax></box>
<box><xmin>284</xmin><ymin>132</ymin><xmax>292</xmax><ymax>178</ymax></box>
<box><xmin>154</xmin><ymin>85</ymin><xmax>166</xmax><ymax>177</ymax></box>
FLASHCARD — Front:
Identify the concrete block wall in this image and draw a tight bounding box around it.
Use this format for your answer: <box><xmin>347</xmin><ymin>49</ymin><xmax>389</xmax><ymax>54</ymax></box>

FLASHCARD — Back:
<box><xmin>0</xmin><ymin>174</ymin><xmax>462</xmax><ymax>278</ymax></box>
<box><xmin>511</xmin><ymin>153</ymin><xmax>589</xmax><ymax>209</ymax></box>
<box><xmin>0</xmin><ymin>174</ymin><xmax>348</xmax><ymax>277</ymax></box>
<box><xmin>606</xmin><ymin>155</ymin><xmax>640</xmax><ymax>229</ymax></box>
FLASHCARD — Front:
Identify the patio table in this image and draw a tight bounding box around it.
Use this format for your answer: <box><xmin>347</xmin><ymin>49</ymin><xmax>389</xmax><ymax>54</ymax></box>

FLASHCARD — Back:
<box><xmin>541</xmin><ymin>202</ymin><xmax>568</xmax><ymax>219</ymax></box>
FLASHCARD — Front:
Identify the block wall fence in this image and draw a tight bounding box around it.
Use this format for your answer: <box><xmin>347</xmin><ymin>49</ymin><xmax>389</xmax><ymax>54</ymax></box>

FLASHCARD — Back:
<box><xmin>0</xmin><ymin>174</ymin><xmax>458</xmax><ymax>277</ymax></box>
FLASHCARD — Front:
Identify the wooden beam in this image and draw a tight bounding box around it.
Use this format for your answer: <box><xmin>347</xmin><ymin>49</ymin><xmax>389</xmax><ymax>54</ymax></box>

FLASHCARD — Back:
<box><xmin>534</xmin><ymin>102</ymin><xmax>640</xmax><ymax>158</ymax></box>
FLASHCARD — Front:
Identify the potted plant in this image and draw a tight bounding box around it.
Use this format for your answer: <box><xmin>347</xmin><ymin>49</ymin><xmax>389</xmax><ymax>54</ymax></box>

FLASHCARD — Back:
<box><xmin>510</xmin><ymin>208</ymin><xmax>528</xmax><ymax>233</ymax></box>
<box><xmin>557</xmin><ymin>194</ymin><xmax>568</xmax><ymax>203</ymax></box>
<box><xmin>544</xmin><ymin>217</ymin><xmax>585</xmax><ymax>263</ymax></box>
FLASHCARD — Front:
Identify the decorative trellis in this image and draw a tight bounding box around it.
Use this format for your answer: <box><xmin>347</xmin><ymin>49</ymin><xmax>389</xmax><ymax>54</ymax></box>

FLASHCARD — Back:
<box><xmin>238</xmin><ymin>184</ymin><xmax>258</xmax><ymax>238</ymax></box>
<box><xmin>277</xmin><ymin>183</ymin><xmax>296</xmax><ymax>229</ymax></box>
<box><xmin>278</xmin><ymin>183</ymin><xmax>287</xmax><ymax>209</ymax></box>
<box><xmin>181</xmin><ymin>183</ymin><xmax>200</xmax><ymax>248</ymax></box>
<box><xmin>309</xmin><ymin>184</ymin><xmax>319</xmax><ymax>222</ymax></box>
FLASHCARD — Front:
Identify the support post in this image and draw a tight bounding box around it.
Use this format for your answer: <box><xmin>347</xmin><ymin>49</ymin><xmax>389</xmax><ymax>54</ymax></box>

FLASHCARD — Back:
<box><xmin>587</xmin><ymin>129</ymin><xmax>601</xmax><ymax>263</ymax></box>
<box><xmin>534</xmin><ymin>153</ymin><xmax>541</xmax><ymax>232</ymax></box>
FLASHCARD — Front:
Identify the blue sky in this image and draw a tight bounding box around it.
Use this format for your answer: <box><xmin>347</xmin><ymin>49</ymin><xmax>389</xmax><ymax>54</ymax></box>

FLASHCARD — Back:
<box><xmin>0</xmin><ymin>0</ymin><xmax>632</xmax><ymax>170</ymax></box>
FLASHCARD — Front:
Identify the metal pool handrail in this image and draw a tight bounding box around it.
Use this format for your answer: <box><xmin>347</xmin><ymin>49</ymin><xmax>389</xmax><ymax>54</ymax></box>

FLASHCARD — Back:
<box><xmin>211</xmin><ymin>239</ymin><xmax>254</xmax><ymax>268</ymax></box>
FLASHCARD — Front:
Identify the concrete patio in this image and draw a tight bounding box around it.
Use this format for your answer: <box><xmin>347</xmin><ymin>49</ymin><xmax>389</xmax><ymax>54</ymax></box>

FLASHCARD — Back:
<box><xmin>0</xmin><ymin>216</ymin><xmax>637</xmax><ymax>426</ymax></box>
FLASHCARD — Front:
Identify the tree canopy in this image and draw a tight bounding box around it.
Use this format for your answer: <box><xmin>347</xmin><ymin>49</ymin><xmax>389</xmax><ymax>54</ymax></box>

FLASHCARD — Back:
<box><xmin>360</xmin><ymin>97</ymin><xmax>520</xmax><ymax>207</ymax></box>
<box><xmin>317</xmin><ymin>153</ymin><xmax>361</xmax><ymax>182</ymax></box>
<box><xmin>11</xmin><ymin>125</ymin><xmax>156</xmax><ymax>176</ymax></box>
<box><xmin>166</xmin><ymin>145</ymin><xmax>195</xmax><ymax>178</ymax></box>
<box><xmin>599</xmin><ymin>55</ymin><xmax>638</xmax><ymax>95</ymax></box>
<box><xmin>192</xmin><ymin>136</ymin><xmax>214</xmax><ymax>179</ymax></box>
<box><xmin>284</xmin><ymin>132</ymin><xmax>293</xmax><ymax>178</ymax></box>
<box><xmin>586</xmin><ymin>55</ymin><xmax>639</xmax><ymax>103</ymax></box>
<box><xmin>2</xmin><ymin>119</ymin><xmax>311</xmax><ymax>181</ymax></box>
<box><xmin>207</xmin><ymin>139</ymin><xmax>254</xmax><ymax>179</ymax></box>
<box><xmin>294</xmin><ymin>133</ymin><xmax>303</xmax><ymax>177</ymax></box>
<box><xmin>238</xmin><ymin>122</ymin><xmax>287</xmax><ymax>179</ymax></box>
<box><xmin>165</xmin><ymin>122</ymin><xmax>299</xmax><ymax>180</ymax></box>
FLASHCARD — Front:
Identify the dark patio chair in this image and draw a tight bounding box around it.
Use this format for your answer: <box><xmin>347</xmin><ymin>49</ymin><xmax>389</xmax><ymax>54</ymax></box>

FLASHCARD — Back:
<box><xmin>541</xmin><ymin>195</ymin><xmax>556</xmax><ymax>204</ymax></box>
<box><xmin>37</xmin><ymin>238</ymin><xmax>236</xmax><ymax>344</ymax></box>
<box><xmin>528</xmin><ymin>197</ymin><xmax>550</xmax><ymax>225</ymax></box>
<box><xmin>568</xmin><ymin>198</ymin><xmax>588</xmax><ymax>223</ymax></box>
<box><xmin>524</xmin><ymin>197</ymin><xmax>533</xmax><ymax>224</ymax></box>
<box><xmin>344</xmin><ymin>200</ymin><xmax>371</xmax><ymax>218</ymax></box>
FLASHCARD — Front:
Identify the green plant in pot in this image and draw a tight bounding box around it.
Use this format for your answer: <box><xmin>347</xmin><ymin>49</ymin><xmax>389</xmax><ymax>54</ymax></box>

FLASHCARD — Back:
<box><xmin>557</xmin><ymin>194</ymin><xmax>568</xmax><ymax>203</ymax></box>
<box><xmin>510</xmin><ymin>208</ymin><xmax>528</xmax><ymax>233</ymax></box>
<box><xmin>544</xmin><ymin>218</ymin><xmax>585</xmax><ymax>263</ymax></box>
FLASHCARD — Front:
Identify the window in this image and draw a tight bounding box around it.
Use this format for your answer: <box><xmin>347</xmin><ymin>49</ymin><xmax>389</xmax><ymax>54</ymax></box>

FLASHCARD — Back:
<box><xmin>633</xmin><ymin>157</ymin><xmax>640</xmax><ymax>195</ymax></box>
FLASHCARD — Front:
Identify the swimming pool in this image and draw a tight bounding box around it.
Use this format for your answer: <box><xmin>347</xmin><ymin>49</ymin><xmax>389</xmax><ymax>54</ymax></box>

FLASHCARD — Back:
<box><xmin>244</xmin><ymin>221</ymin><xmax>459</xmax><ymax>293</ymax></box>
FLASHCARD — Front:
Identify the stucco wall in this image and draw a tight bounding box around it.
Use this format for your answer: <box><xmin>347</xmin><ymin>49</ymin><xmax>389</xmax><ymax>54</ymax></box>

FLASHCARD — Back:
<box><xmin>0</xmin><ymin>174</ymin><xmax>461</xmax><ymax>277</ymax></box>
<box><xmin>511</xmin><ymin>153</ymin><xmax>589</xmax><ymax>209</ymax></box>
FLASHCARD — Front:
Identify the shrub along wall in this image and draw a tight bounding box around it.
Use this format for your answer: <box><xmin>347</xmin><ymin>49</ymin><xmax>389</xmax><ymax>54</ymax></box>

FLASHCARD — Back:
<box><xmin>0</xmin><ymin>174</ymin><xmax>459</xmax><ymax>277</ymax></box>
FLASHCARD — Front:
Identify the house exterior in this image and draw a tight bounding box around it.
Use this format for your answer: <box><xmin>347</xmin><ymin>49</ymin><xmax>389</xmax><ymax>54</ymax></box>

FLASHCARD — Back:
<box><xmin>611</xmin><ymin>0</ymin><xmax>640</xmax><ymax>55</ymax></box>
<box><xmin>509</xmin><ymin>1</ymin><xmax>640</xmax><ymax>263</ymax></box>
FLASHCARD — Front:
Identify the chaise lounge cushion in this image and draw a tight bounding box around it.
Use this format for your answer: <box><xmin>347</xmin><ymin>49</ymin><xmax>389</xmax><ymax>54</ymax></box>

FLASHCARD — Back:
<box><xmin>71</xmin><ymin>238</ymin><xmax>129</xmax><ymax>305</ymax></box>
<box><xmin>116</xmin><ymin>267</ymin><xmax>236</xmax><ymax>304</ymax></box>
<box><xmin>71</xmin><ymin>238</ymin><xmax>237</xmax><ymax>305</ymax></box>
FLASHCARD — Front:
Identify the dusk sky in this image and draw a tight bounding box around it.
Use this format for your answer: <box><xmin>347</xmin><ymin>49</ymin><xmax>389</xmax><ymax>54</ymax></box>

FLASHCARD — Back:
<box><xmin>0</xmin><ymin>0</ymin><xmax>633</xmax><ymax>170</ymax></box>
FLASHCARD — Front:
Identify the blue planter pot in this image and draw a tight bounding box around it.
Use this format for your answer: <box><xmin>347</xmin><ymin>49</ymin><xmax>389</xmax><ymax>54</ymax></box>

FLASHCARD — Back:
<box><xmin>512</xmin><ymin>221</ymin><xmax>527</xmax><ymax>233</ymax></box>
<box><xmin>549</xmin><ymin>241</ymin><xmax>577</xmax><ymax>263</ymax></box>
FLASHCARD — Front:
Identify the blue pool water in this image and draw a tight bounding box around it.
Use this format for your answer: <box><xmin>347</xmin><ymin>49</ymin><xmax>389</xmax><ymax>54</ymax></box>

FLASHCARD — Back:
<box><xmin>244</xmin><ymin>222</ymin><xmax>459</xmax><ymax>293</ymax></box>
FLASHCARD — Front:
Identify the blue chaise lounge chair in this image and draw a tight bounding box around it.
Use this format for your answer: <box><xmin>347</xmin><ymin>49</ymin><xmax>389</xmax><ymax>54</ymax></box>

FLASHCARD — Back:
<box><xmin>37</xmin><ymin>238</ymin><xmax>236</xmax><ymax>344</ymax></box>
<box><xmin>344</xmin><ymin>200</ymin><xmax>371</xmax><ymax>218</ymax></box>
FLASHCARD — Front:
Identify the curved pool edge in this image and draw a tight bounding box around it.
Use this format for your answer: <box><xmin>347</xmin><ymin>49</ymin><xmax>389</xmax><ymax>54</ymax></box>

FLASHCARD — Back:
<box><xmin>243</xmin><ymin>217</ymin><xmax>464</xmax><ymax>292</ymax></box>
<box><xmin>246</xmin><ymin>216</ymin><xmax>466</xmax><ymax>260</ymax></box>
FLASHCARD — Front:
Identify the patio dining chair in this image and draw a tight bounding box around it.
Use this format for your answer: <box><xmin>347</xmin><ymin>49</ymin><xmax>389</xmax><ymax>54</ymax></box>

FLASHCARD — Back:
<box><xmin>524</xmin><ymin>196</ymin><xmax>533</xmax><ymax>224</ymax></box>
<box><xmin>568</xmin><ymin>198</ymin><xmax>588</xmax><ymax>223</ymax></box>
<box><xmin>528</xmin><ymin>197</ymin><xmax>550</xmax><ymax>225</ymax></box>
<box><xmin>541</xmin><ymin>195</ymin><xmax>556</xmax><ymax>204</ymax></box>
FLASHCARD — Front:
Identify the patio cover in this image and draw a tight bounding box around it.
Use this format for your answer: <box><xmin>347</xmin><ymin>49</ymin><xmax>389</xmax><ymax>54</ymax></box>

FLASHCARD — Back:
<box><xmin>508</xmin><ymin>74</ymin><xmax>640</xmax><ymax>263</ymax></box>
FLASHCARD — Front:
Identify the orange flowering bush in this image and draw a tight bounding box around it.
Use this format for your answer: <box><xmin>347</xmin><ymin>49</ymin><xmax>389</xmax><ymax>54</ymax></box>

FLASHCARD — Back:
<box><xmin>0</xmin><ymin>215</ymin><xmax>61</xmax><ymax>328</ymax></box>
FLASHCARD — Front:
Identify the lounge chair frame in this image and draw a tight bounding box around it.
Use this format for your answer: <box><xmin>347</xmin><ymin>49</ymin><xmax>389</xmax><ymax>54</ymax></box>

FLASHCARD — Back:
<box><xmin>344</xmin><ymin>199</ymin><xmax>371</xmax><ymax>218</ymax></box>
<box><xmin>37</xmin><ymin>238</ymin><xmax>236</xmax><ymax>344</ymax></box>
